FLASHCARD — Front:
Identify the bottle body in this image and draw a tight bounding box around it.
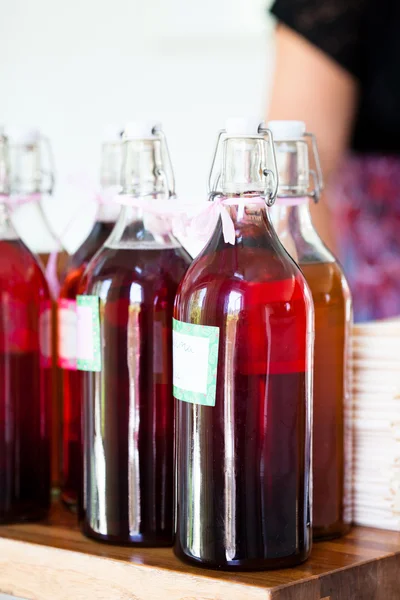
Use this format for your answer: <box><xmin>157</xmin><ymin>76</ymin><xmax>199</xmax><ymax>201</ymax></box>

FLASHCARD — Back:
<box><xmin>301</xmin><ymin>260</ymin><xmax>352</xmax><ymax>539</ymax></box>
<box><xmin>174</xmin><ymin>206</ymin><xmax>313</xmax><ymax>569</ymax></box>
<box><xmin>274</xmin><ymin>200</ymin><xmax>353</xmax><ymax>540</ymax></box>
<box><xmin>80</xmin><ymin>242</ymin><xmax>191</xmax><ymax>544</ymax></box>
<box><xmin>0</xmin><ymin>238</ymin><xmax>51</xmax><ymax>522</ymax></box>
<box><xmin>59</xmin><ymin>221</ymin><xmax>115</xmax><ymax>508</ymax></box>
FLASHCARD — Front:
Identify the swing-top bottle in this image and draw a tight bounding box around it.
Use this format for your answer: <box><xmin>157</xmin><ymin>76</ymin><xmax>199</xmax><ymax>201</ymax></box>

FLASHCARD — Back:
<box><xmin>173</xmin><ymin>118</ymin><xmax>314</xmax><ymax>569</ymax></box>
<box><xmin>59</xmin><ymin>127</ymin><xmax>123</xmax><ymax>508</ymax></box>
<box><xmin>9</xmin><ymin>128</ymin><xmax>62</xmax><ymax>485</ymax></box>
<box><xmin>78</xmin><ymin>122</ymin><xmax>191</xmax><ymax>545</ymax></box>
<box><xmin>269</xmin><ymin>120</ymin><xmax>353</xmax><ymax>540</ymax></box>
<box><xmin>0</xmin><ymin>131</ymin><xmax>51</xmax><ymax>522</ymax></box>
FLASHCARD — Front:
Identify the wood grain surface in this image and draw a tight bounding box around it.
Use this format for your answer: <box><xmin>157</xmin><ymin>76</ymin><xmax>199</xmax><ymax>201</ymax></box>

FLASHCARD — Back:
<box><xmin>0</xmin><ymin>502</ymin><xmax>399</xmax><ymax>600</ymax></box>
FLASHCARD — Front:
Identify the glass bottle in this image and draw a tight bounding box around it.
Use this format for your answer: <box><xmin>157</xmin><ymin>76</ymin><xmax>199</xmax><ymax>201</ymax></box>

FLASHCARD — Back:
<box><xmin>9</xmin><ymin>128</ymin><xmax>65</xmax><ymax>274</ymax></box>
<box><xmin>0</xmin><ymin>133</ymin><xmax>51</xmax><ymax>522</ymax></box>
<box><xmin>269</xmin><ymin>120</ymin><xmax>353</xmax><ymax>540</ymax></box>
<box><xmin>173</xmin><ymin>118</ymin><xmax>313</xmax><ymax>570</ymax></box>
<box><xmin>79</xmin><ymin>122</ymin><xmax>191</xmax><ymax>545</ymax></box>
<box><xmin>9</xmin><ymin>129</ymin><xmax>63</xmax><ymax>488</ymax></box>
<box><xmin>59</xmin><ymin>130</ymin><xmax>122</xmax><ymax>509</ymax></box>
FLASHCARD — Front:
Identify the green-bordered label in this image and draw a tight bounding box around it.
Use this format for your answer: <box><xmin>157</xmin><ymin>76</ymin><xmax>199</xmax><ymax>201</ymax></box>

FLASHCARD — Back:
<box><xmin>76</xmin><ymin>295</ymin><xmax>101</xmax><ymax>372</ymax></box>
<box><xmin>172</xmin><ymin>318</ymin><xmax>219</xmax><ymax>407</ymax></box>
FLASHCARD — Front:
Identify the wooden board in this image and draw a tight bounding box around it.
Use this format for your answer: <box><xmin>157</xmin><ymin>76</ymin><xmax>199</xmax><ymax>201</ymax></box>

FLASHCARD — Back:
<box><xmin>0</xmin><ymin>502</ymin><xmax>400</xmax><ymax>600</ymax></box>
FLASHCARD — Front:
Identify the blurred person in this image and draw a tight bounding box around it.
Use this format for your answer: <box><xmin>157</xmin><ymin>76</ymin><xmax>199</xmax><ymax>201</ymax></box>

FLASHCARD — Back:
<box><xmin>268</xmin><ymin>0</ymin><xmax>400</xmax><ymax>322</ymax></box>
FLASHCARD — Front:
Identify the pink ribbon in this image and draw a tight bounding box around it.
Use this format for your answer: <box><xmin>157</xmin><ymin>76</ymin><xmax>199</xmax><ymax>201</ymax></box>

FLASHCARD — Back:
<box><xmin>114</xmin><ymin>194</ymin><xmax>268</xmax><ymax>246</ymax></box>
<box><xmin>95</xmin><ymin>185</ymin><xmax>121</xmax><ymax>206</ymax></box>
<box><xmin>275</xmin><ymin>196</ymin><xmax>309</xmax><ymax>207</ymax></box>
<box><xmin>115</xmin><ymin>194</ymin><xmax>190</xmax><ymax>236</ymax></box>
<box><xmin>188</xmin><ymin>196</ymin><xmax>267</xmax><ymax>245</ymax></box>
<box><xmin>115</xmin><ymin>194</ymin><xmax>185</xmax><ymax>217</ymax></box>
<box><xmin>4</xmin><ymin>192</ymin><xmax>42</xmax><ymax>206</ymax></box>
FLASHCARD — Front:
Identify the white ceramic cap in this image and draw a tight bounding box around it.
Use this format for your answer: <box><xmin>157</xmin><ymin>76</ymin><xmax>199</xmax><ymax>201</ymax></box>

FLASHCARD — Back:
<box><xmin>267</xmin><ymin>120</ymin><xmax>306</xmax><ymax>141</ymax></box>
<box><xmin>225</xmin><ymin>117</ymin><xmax>264</xmax><ymax>136</ymax></box>
<box><xmin>123</xmin><ymin>121</ymin><xmax>160</xmax><ymax>139</ymax></box>
<box><xmin>6</xmin><ymin>126</ymin><xmax>42</xmax><ymax>145</ymax></box>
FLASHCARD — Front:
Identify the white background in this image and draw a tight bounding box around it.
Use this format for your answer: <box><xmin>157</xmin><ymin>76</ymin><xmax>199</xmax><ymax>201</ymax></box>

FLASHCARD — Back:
<box><xmin>0</xmin><ymin>0</ymin><xmax>275</xmax><ymax>253</ymax></box>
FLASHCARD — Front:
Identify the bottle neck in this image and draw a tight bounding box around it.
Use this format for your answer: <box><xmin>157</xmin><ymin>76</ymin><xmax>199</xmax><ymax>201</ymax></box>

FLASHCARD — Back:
<box><xmin>220</xmin><ymin>138</ymin><xmax>267</xmax><ymax>196</ymax></box>
<box><xmin>105</xmin><ymin>204</ymin><xmax>180</xmax><ymax>250</ymax></box>
<box><xmin>273</xmin><ymin>198</ymin><xmax>333</xmax><ymax>263</ymax></box>
<box><xmin>0</xmin><ymin>202</ymin><xmax>19</xmax><ymax>241</ymax></box>
<box><xmin>11</xmin><ymin>139</ymin><xmax>54</xmax><ymax>196</ymax></box>
<box><xmin>97</xmin><ymin>140</ymin><xmax>122</xmax><ymax>224</ymax></box>
<box><xmin>208</xmin><ymin>195</ymin><xmax>278</xmax><ymax>250</ymax></box>
<box><xmin>104</xmin><ymin>132</ymin><xmax>179</xmax><ymax>249</ymax></box>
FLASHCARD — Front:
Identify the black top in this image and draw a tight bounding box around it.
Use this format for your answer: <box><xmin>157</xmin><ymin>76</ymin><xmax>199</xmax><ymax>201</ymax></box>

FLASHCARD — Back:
<box><xmin>270</xmin><ymin>0</ymin><xmax>400</xmax><ymax>154</ymax></box>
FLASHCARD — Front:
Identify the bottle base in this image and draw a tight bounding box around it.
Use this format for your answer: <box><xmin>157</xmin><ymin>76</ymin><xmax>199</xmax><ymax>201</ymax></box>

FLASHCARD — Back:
<box><xmin>313</xmin><ymin>522</ymin><xmax>352</xmax><ymax>542</ymax></box>
<box><xmin>61</xmin><ymin>491</ymin><xmax>78</xmax><ymax>513</ymax></box>
<box><xmin>173</xmin><ymin>545</ymin><xmax>311</xmax><ymax>571</ymax></box>
<box><xmin>81</xmin><ymin>522</ymin><xmax>173</xmax><ymax>547</ymax></box>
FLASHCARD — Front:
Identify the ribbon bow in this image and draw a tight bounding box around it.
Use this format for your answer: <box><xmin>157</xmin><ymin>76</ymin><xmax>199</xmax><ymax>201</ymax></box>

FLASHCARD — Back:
<box><xmin>114</xmin><ymin>194</ymin><xmax>267</xmax><ymax>246</ymax></box>
<box><xmin>189</xmin><ymin>196</ymin><xmax>267</xmax><ymax>246</ymax></box>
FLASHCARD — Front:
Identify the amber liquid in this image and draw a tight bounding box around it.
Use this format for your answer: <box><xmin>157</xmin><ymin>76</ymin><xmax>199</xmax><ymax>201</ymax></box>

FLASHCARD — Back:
<box><xmin>174</xmin><ymin>212</ymin><xmax>313</xmax><ymax>570</ymax></box>
<box><xmin>300</xmin><ymin>261</ymin><xmax>352</xmax><ymax>540</ymax></box>
<box><xmin>59</xmin><ymin>221</ymin><xmax>115</xmax><ymax>508</ymax></box>
<box><xmin>80</xmin><ymin>244</ymin><xmax>191</xmax><ymax>545</ymax></box>
<box><xmin>0</xmin><ymin>240</ymin><xmax>51</xmax><ymax>522</ymax></box>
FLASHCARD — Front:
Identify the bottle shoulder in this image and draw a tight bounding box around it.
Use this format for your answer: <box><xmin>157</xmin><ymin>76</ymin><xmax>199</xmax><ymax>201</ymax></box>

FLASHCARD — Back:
<box><xmin>275</xmin><ymin>202</ymin><xmax>337</xmax><ymax>265</ymax></box>
<box><xmin>0</xmin><ymin>238</ymin><xmax>50</xmax><ymax>299</ymax></box>
<box><xmin>82</xmin><ymin>245</ymin><xmax>191</xmax><ymax>296</ymax></box>
<box><xmin>181</xmin><ymin>243</ymin><xmax>301</xmax><ymax>284</ymax></box>
<box><xmin>60</xmin><ymin>263</ymin><xmax>86</xmax><ymax>298</ymax></box>
<box><xmin>64</xmin><ymin>222</ymin><xmax>112</xmax><ymax>274</ymax></box>
<box><xmin>300</xmin><ymin>260</ymin><xmax>352</xmax><ymax>302</ymax></box>
<box><xmin>299</xmin><ymin>246</ymin><xmax>337</xmax><ymax>266</ymax></box>
<box><xmin>177</xmin><ymin>244</ymin><xmax>311</xmax><ymax>312</ymax></box>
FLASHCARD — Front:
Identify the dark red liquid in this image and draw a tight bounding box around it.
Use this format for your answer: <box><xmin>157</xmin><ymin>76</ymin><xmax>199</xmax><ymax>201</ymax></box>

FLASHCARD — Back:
<box><xmin>174</xmin><ymin>207</ymin><xmax>313</xmax><ymax>569</ymax></box>
<box><xmin>59</xmin><ymin>221</ymin><xmax>115</xmax><ymax>508</ymax></box>
<box><xmin>0</xmin><ymin>239</ymin><xmax>51</xmax><ymax>523</ymax></box>
<box><xmin>80</xmin><ymin>244</ymin><xmax>191</xmax><ymax>545</ymax></box>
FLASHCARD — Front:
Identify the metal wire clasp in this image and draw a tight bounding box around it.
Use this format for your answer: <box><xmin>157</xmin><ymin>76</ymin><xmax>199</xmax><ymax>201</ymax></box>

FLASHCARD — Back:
<box><xmin>40</xmin><ymin>135</ymin><xmax>56</xmax><ymax>195</ymax></box>
<box><xmin>259</xmin><ymin>125</ymin><xmax>279</xmax><ymax>206</ymax></box>
<box><xmin>120</xmin><ymin>125</ymin><xmax>176</xmax><ymax>202</ymax></box>
<box><xmin>10</xmin><ymin>133</ymin><xmax>55</xmax><ymax>196</ymax></box>
<box><xmin>0</xmin><ymin>133</ymin><xmax>10</xmax><ymax>196</ymax></box>
<box><xmin>152</xmin><ymin>125</ymin><xmax>176</xmax><ymax>201</ymax></box>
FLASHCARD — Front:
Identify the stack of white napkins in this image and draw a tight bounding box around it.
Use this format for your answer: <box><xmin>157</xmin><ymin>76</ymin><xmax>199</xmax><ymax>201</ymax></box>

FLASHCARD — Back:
<box><xmin>353</xmin><ymin>317</ymin><xmax>400</xmax><ymax>530</ymax></box>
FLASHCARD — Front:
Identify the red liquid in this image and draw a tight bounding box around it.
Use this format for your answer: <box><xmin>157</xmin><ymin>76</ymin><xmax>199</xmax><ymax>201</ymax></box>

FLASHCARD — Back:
<box><xmin>0</xmin><ymin>239</ymin><xmax>51</xmax><ymax>523</ymax></box>
<box><xmin>80</xmin><ymin>244</ymin><xmax>191</xmax><ymax>545</ymax></box>
<box><xmin>174</xmin><ymin>209</ymin><xmax>313</xmax><ymax>569</ymax></box>
<box><xmin>39</xmin><ymin>251</ymin><xmax>69</xmax><ymax>489</ymax></box>
<box><xmin>59</xmin><ymin>221</ymin><xmax>115</xmax><ymax>508</ymax></box>
<box><xmin>61</xmin><ymin>221</ymin><xmax>115</xmax><ymax>282</ymax></box>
